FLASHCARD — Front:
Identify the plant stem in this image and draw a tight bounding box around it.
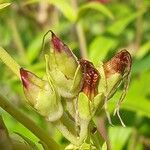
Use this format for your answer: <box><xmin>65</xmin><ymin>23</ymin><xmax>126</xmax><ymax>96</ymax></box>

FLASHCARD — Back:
<box><xmin>0</xmin><ymin>94</ymin><xmax>60</xmax><ymax>150</ymax></box>
<box><xmin>54</xmin><ymin>118</ymin><xmax>89</xmax><ymax>147</ymax></box>
<box><xmin>0</xmin><ymin>47</ymin><xmax>21</xmax><ymax>78</ymax></box>
<box><xmin>54</xmin><ymin>120</ymin><xmax>78</xmax><ymax>145</ymax></box>
<box><xmin>135</xmin><ymin>0</ymin><xmax>143</xmax><ymax>51</ymax></box>
<box><xmin>76</xmin><ymin>23</ymin><xmax>88</xmax><ymax>59</ymax></box>
<box><xmin>71</xmin><ymin>0</ymin><xmax>88</xmax><ymax>59</ymax></box>
<box><xmin>79</xmin><ymin>119</ymin><xmax>89</xmax><ymax>143</ymax></box>
<box><xmin>8</xmin><ymin>18</ymin><xmax>27</xmax><ymax>62</ymax></box>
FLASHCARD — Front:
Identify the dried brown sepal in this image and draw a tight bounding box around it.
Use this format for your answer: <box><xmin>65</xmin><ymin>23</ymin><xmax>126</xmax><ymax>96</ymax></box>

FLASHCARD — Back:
<box><xmin>20</xmin><ymin>68</ymin><xmax>33</xmax><ymax>89</ymax></box>
<box><xmin>103</xmin><ymin>50</ymin><xmax>132</xmax><ymax>127</ymax></box>
<box><xmin>79</xmin><ymin>59</ymin><xmax>100</xmax><ymax>100</ymax></box>
<box><xmin>50</xmin><ymin>30</ymin><xmax>73</xmax><ymax>57</ymax></box>
<box><xmin>103</xmin><ymin>49</ymin><xmax>132</xmax><ymax>78</ymax></box>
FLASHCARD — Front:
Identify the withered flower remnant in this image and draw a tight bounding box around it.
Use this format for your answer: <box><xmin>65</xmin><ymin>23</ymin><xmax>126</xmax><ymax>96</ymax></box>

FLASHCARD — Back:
<box><xmin>103</xmin><ymin>49</ymin><xmax>132</xmax><ymax>99</ymax></box>
<box><xmin>79</xmin><ymin>59</ymin><xmax>100</xmax><ymax>100</ymax></box>
<box><xmin>102</xmin><ymin>49</ymin><xmax>132</xmax><ymax>126</ymax></box>
<box><xmin>104</xmin><ymin>49</ymin><xmax>132</xmax><ymax>78</ymax></box>
<box><xmin>77</xmin><ymin>59</ymin><xmax>103</xmax><ymax>121</ymax></box>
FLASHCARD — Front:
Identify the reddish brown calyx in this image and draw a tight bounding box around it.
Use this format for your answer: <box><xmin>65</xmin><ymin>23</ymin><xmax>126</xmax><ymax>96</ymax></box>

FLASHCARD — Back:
<box><xmin>103</xmin><ymin>49</ymin><xmax>132</xmax><ymax>78</ymax></box>
<box><xmin>50</xmin><ymin>31</ymin><xmax>72</xmax><ymax>57</ymax></box>
<box><xmin>20</xmin><ymin>68</ymin><xmax>30</xmax><ymax>89</ymax></box>
<box><xmin>79</xmin><ymin>59</ymin><xmax>100</xmax><ymax>100</ymax></box>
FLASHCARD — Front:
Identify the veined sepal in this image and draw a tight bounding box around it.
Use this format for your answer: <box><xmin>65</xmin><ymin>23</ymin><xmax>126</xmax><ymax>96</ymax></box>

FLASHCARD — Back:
<box><xmin>78</xmin><ymin>92</ymin><xmax>103</xmax><ymax>121</ymax></box>
<box><xmin>78</xmin><ymin>92</ymin><xmax>91</xmax><ymax>121</ymax></box>
<box><xmin>45</xmin><ymin>54</ymin><xmax>82</xmax><ymax>98</ymax></box>
<box><xmin>20</xmin><ymin>68</ymin><xmax>63</xmax><ymax>122</ymax></box>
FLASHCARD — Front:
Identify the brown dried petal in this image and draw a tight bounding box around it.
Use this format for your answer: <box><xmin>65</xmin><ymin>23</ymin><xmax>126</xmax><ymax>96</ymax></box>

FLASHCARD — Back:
<box><xmin>79</xmin><ymin>59</ymin><xmax>100</xmax><ymax>100</ymax></box>
<box><xmin>103</xmin><ymin>49</ymin><xmax>132</xmax><ymax>78</ymax></box>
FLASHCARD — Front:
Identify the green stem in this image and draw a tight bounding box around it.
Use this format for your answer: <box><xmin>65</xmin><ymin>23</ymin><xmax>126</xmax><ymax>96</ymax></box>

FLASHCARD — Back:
<box><xmin>0</xmin><ymin>94</ymin><xmax>60</xmax><ymax>150</ymax></box>
<box><xmin>0</xmin><ymin>116</ymin><xmax>13</xmax><ymax>149</ymax></box>
<box><xmin>76</xmin><ymin>23</ymin><xmax>88</xmax><ymax>59</ymax></box>
<box><xmin>8</xmin><ymin>19</ymin><xmax>26</xmax><ymax>60</ymax></box>
<box><xmin>135</xmin><ymin>0</ymin><xmax>143</xmax><ymax>51</ymax></box>
<box><xmin>65</xmin><ymin>99</ymin><xmax>76</xmax><ymax>119</ymax></box>
<box><xmin>71</xmin><ymin>0</ymin><xmax>88</xmax><ymax>59</ymax></box>
<box><xmin>79</xmin><ymin>119</ymin><xmax>89</xmax><ymax>144</ymax></box>
<box><xmin>54</xmin><ymin>120</ymin><xmax>78</xmax><ymax>145</ymax></box>
<box><xmin>90</xmin><ymin>121</ymin><xmax>103</xmax><ymax>149</ymax></box>
<box><xmin>0</xmin><ymin>47</ymin><xmax>21</xmax><ymax>78</ymax></box>
<box><xmin>61</xmin><ymin>113</ymin><xmax>77</xmax><ymax>135</ymax></box>
<box><xmin>54</xmin><ymin>117</ymin><xmax>89</xmax><ymax>147</ymax></box>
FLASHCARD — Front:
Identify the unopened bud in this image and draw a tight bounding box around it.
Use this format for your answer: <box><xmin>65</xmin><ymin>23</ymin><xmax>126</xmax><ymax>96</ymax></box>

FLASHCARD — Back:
<box><xmin>50</xmin><ymin>31</ymin><xmax>78</xmax><ymax>79</ymax></box>
<box><xmin>20</xmin><ymin>68</ymin><xmax>63</xmax><ymax>121</ymax></box>
<box><xmin>46</xmin><ymin>31</ymin><xmax>82</xmax><ymax>98</ymax></box>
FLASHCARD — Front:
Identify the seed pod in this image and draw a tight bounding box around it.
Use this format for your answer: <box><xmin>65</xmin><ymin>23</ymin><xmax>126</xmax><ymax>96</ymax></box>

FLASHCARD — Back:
<box><xmin>46</xmin><ymin>31</ymin><xmax>82</xmax><ymax>98</ymax></box>
<box><xmin>20</xmin><ymin>68</ymin><xmax>63</xmax><ymax>122</ymax></box>
<box><xmin>50</xmin><ymin>31</ymin><xmax>78</xmax><ymax>79</ymax></box>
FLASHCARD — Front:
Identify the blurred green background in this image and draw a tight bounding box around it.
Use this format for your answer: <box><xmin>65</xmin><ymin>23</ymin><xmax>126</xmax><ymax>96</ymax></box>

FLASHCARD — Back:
<box><xmin>0</xmin><ymin>0</ymin><xmax>150</xmax><ymax>149</ymax></box>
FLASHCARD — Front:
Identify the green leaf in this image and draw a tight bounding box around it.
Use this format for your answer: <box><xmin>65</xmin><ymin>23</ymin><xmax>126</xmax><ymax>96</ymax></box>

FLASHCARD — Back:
<box><xmin>0</xmin><ymin>116</ymin><xmax>13</xmax><ymax>149</ymax></box>
<box><xmin>39</xmin><ymin>141</ymin><xmax>49</xmax><ymax>150</ymax></box>
<box><xmin>49</xmin><ymin>0</ymin><xmax>76</xmax><ymax>22</ymax></box>
<box><xmin>109</xmin><ymin>71</ymin><xmax>150</xmax><ymax>118</ymax></box>
<box><xmin>26</xmin><ymin>34</ymin><xmax>44</xmax><ymax>64</ymax></box>
<box><xmin>0</xmin><ymin>47</ymin><xmax>21</xmax><ymax>78</ymax></box>
<box><xmin>14</xmin><ymin>132</ymin><xmax>38</xmax><ymax>149</ymax></box>
<box><xmin>107</xmin><ymin>11</ymin><xmax>144</xmax><ymax>36</ymax></box>
<box><xmin>24</xmin><ymin>0</ymin><xmax>76</xmax><ymax>22</ymax></box>
<box><xmin>89</xmin><ymin>36</ymin><xmax>118</xmax><ymax>65</ymax></box>
<box><xmin>0</xmin><ymin>3</ymin><xmax>11</xmax><ymax>10</ymax></box>
<box><xmin>136</xmin><ymin>42</ymin><xmax>150</xmax><ymax>59</ymax></box>
<box><xmin>78</xmin><ymin>92</ymin><xmax>90</xmax><ymax>120</ymax></box>
<box><xmin>22</xmin><ymin>0</ymin><xmax>39</xmax><ymax>5</ymax></box>
<box><xmin>102</xmin><ymin>142</ymin><xmax>107</xmax><ymax>150</ymax></box>
<box><xmin>109</xmin><ymin>126</ymin><xmax>132</xmax><ymax>150</ymax></box>
<box><xmin>132</xmin><ymin>55</ymin><xmax>150</xmax><ymax>74</ymax></box>
<box><xmin>77</xmin><ymin>2</ymin><xmax>114</xmax><ymax>21</ymax></box>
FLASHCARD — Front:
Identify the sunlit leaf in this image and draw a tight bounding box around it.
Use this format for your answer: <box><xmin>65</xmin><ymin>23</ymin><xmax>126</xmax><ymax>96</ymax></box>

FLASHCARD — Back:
<box><xmin>49</xmin><ymin>0</ymin><xmax>76</xmax><ymax>22</ymax></box>
<box><xmin>0</xmin><ymin>116</ymin><xmax>12</xmax><ymax>149</ymax></box>
<box><xmin>26</xmin><ymin>34</ymin><xmax>44</xmax><ymax>64</ymax></box>
<box><xmin>39</xmin><ymin>141</ymin><xmax>49</xmax><ymax>150</ymax></box>
<box><xmin>89</xmin><ymin>36</ymin><xmax>118</xmax><ymax>65</ymax></box>
<box><xmin>0</xmin><ymin>47</ymin><xmax>20</xmax><ymax>78</ymax></box>
<box><xmin>136</xmin><ymin>42</ymin><xmax>150</xmax><ymax>59</ymax></box>
<box><xmin>77</xmin><ymin>2</ymin><xmax>114</xmax><ymax>21</ymax></box>
<box><xmin>14</xmin><ymin>132</ymin><xmax>38</xmax><ymax>149</ymax></box>
<box><xmin>109</xmin><ymin>71</ymin><xmax>150</xmax><ymax>118</ymax></box>
<box><xmin>22</xmin><ymin>0</ymin><xmax>39</xmax><ymax>5</ymax></box>
<box><xmin>107</xmin><ymin>11</ymin><xmax>145</xmax><ymax>36</ymax></box>
<box><xmin>109</xmin><ymin>127</ymin><xmax>132</xmax><ymax>150</ymax></box>
<box><xmin>102</xmin><ymin>142</ymin><xmax>107</xmax><ymax>150</ymax></box>
<box><xmin>23</xmin><ymin>0</ymin><xmax>76</xmax><ymax>22</ymax></box>
<box><xmin>0</xmin><ymin>3</ymin><xmax>11</xmax><ymax>10</ymax></box>
<box><xmin>132</xmin><ymin>55</ymin><xmax>150</xmax><ymax>74</ymax></box>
